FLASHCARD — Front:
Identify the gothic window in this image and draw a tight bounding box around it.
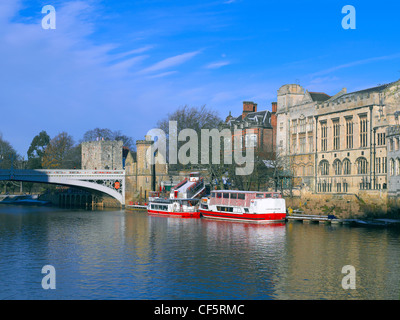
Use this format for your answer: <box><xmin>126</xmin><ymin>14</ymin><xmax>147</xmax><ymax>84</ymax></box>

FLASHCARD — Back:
<box><xmin>346</xmin><ymin>118</ymin><xmax>353</xmax><ymax>149</ymax></box>
<box><xmin>299</xmin><ymin>136</ymin><xmax>306</xmax><ymax>153</ymax></box>
<box><xmin>356</xmin><ymin>157</ymin><xmax>368</xmax><ymax>175</ymax></box>
<box><xmin>343</xmin><ymin>158</ymin><xmax>351</xmax><ymax>175</ymax></box>
<box><xmin>397</xmin><ymin>158</ymin><xmax>400</xmax><ymax>175</ymax></box>
<box><xmin>359</xmin><ymin>115</ymin><xmax>368</xmax><ymax>147</ymax></box>
<box><xmin>333</xmin><ymin>159</ymin><xmax>342</xmax><ymax>175</ymax></box>
<box><xmin>299</xmin><ymin>118</ymin><xmax>306</xmax><ymax>133</ymax></box>
<box><xmin>321</xmin><ymin>121</ymin><xmax>327</xmax><ymax>151</ymax></box>
<box><xmin>319</xmin><ymin>160</ymin><xmax>330</xmax><ymax>176</ymax></box>
<box><xmin>333</xmin><ymin>119</ymin><xmax>340</xmax><ymax>150</ymax></box>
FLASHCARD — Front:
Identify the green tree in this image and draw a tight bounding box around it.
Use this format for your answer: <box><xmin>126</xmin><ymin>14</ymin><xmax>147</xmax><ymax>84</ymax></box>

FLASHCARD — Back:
<box><xmin>0</xmin><ymin>133</ymin><xmax>18</xmax><ymax>169</ymax></box>
<box><xmin>27</xmin><ymin>131</ymin><xmax>50</xmax><ymax>169</ymax></box>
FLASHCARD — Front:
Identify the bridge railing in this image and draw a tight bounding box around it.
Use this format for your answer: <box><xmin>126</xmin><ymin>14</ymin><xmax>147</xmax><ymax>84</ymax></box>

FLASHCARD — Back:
<box><xmin>0</xmin><ymin>169</ymin><xmax>125</xmax><ymax>176</ymax></box>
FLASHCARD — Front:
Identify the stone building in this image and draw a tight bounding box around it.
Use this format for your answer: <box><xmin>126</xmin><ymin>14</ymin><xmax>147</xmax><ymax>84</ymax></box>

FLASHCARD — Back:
<box><xmin>221</xmin><ymin>101</ymin><xmax>277</xmax><ymax>156</ymax></box>
<box><xmin>276</xmin><ymin>79</ymin><xmax>400</xmax><ymax>196</ymax></box>
<box><xmin>124</xmin><ymin>135</ymin><xmax>169</xmax><ymax>202</ymax></box>
<box><xmin>81</xmin><ymin>140</ymin><xmax>123</xmax><ymax>170</ymax></box>
<box><xmin>386</xmin><ymin>122</ymin><xmax>400</xmax><ymax>200</ymax></box>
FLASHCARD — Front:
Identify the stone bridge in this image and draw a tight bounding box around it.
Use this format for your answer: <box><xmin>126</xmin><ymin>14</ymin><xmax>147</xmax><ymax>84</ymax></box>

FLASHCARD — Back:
<box><xmin>0</xmin><ymin>169</ymin><xmax>125</xmax><ymax>206</ymax></box>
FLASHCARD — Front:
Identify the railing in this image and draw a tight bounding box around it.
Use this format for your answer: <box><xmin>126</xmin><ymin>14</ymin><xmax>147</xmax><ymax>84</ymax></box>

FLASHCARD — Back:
<box><xmin>173</xmin><ymin>178</ymin><xmax>188</xmax><ymax>190</ymax></box>
<box><xmin>186</xmin><ymin>178</ymin><xmax>204</xmax><ymax>198</ymax></box>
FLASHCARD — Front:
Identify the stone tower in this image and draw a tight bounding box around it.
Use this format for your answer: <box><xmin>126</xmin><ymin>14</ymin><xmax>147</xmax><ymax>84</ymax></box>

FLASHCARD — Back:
<box><xmin>81</xmin><ymin>140</ymin><xmax>123</xmax><ymax>170</ymax></box>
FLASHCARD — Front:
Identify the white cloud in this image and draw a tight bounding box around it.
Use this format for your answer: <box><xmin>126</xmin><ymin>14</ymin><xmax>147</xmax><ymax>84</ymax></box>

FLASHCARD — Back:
<box><xmin>310</xmin><ymin>53</ymin><xmax>400</xmax><ymax>77</ymax></box>
<box><xmin>205</xmin><ymin>61</ymin><xmax>231</xmax><ymax>69</ymax></box>
<box><xmin>138</xmin><ymin>50</ymin><xmax>201</xmax><ymax>74</ymax></box>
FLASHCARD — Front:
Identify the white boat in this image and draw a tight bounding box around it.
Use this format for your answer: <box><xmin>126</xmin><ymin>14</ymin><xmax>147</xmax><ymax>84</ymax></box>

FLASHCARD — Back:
<box><xmin>147</xmin><ymin>172</ymin><xmax>205</xmax><ymax>218</ymax></box>
<box><xmin>199</xmin><ymin>190</ymin><xmax>286</xmax><ymax>223</ymax></box>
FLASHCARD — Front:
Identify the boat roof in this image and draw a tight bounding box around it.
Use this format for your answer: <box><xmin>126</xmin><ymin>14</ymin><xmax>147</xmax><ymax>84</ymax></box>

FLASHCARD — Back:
<box><xmin>151</xmin><ymin>198</ymin><xmax>200</xmax><ymax>202</ymax></box>
<box><xmin>211</xmin><ymin>190</ymin><xmax>281</xmax><ymax>194</ymax></box>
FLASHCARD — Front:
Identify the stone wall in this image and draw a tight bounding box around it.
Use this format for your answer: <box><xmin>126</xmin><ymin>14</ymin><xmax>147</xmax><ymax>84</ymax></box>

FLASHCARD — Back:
<box><xmin>81</xmin><ymin>140</ymin><xmax>123</xmax><ymax>170</ymax></box>
<box><xmin>285</xmin><ymin>190</ymin><xmax>389</xmax><ymax>219</ymax></box>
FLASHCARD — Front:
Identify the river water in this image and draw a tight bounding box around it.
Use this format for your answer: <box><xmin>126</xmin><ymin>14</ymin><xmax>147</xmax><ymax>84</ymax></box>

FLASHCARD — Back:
<box><xmin>0</xmin><ymin>205</ymin><xmax>399</xmax><ymax>300</ymax></box>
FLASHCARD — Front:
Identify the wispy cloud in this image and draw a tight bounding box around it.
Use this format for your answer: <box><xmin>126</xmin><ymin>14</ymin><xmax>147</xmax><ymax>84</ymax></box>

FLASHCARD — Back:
<box><xmin>110</xmin><ymin>45</ymin><xmax>154</xmax><ymax>61</ymax></box>
<box><xmin>138</xmin><ymin>50</ymin><xmax>201</xmax><ymax>74</ymax></box>
<box><xmin>310</xmin><ymin>52</ymin><xmax>400</xmax><ymax>77</ymax></box>
<box><xmin>147</xmin><ymin>71</ymin><xmax>178</xmax><ymax>79</ymax></box>
<box><xmin>205</xmin><ymin>61</ymin><xmax>231</xmax><ymax>69</ymax></box>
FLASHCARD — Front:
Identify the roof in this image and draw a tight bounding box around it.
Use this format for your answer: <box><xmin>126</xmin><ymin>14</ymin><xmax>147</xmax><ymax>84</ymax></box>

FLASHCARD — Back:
<box><xmin>349</xmin><ymin>82</ymin><xmax>394</xmax><ymax>95</ymax></box>
<box><xmin>226</xmin><ymin>109</ymin><xmax>272</xmax><ymax>128</ymax></box>
<box><xmin>328</xmin><ymin>80</ymin><xmax>399</xmax><ymax>102</ymax></box>
<box><xmin>309</xmin><ymin>92</ymin><xmax>331</xmax><ymax>102</ymax></box>
<box><xmin>211</xmin><ymin>190</ymin><xmax>280</xmax><ymax>194</ymax></box>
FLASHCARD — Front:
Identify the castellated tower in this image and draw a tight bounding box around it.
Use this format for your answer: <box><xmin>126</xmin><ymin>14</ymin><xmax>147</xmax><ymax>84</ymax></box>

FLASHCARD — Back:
<box><xmin>276</xmin><ymin>84</ymin><xmax>306</xmax><ymax>156</ymax></box>
<box><xmin>81</xmin><ymin>140</ymin><xmax>123</xmax><ymax>170</ymax></box>
<box><xmin>277</xmin><ymin>84</ymin><xmax>305</xmax><ymax>113</ymax></box>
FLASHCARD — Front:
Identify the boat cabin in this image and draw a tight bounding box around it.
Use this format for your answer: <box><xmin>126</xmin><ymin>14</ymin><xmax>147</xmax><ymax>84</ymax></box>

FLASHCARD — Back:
<box><xmin>149</xmin><ymin>198</ymin><xmax>200</xmax><ymax>212</ymax></box>
<box><xmin>209</xmin><ymin>190</ymin><xmax>282</xmax><ymax>208</ymax></box>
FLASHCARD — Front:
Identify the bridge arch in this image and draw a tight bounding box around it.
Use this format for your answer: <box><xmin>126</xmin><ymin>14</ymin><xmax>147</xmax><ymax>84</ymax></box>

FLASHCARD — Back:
<box><xmin>0</xmin><ymin>169</ymin><xmax>125</xmax><ymax>206</ymax></box>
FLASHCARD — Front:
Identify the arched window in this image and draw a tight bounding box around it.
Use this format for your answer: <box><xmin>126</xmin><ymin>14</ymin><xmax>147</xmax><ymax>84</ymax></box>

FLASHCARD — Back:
<box><xmin>390</xmin><ymin>158</ymin><xmax>395</xmax><ymax>176</ymax></box>
<box><xmin>319</xmin><ymin>160</ymin><xmax>330</xmax><ymax>176</ymax></box>
<box><xmin>356</xmin><ymin>157</ymin><xmax>368</xmax><ymax>174</ymax></box>
<box><xmin>343</xmin><ymin>158</ymin><xmax>351</xmax><ymax>175</ymax></box>
<box><xmin>333</xmin><ymin>159</ymin><xmax>342</xmax><ymax>175</ymax></box>
<box><xmin>397</xmin><ymin>158</ymin><xmax>400</xmax><ymax>176</ymax></box>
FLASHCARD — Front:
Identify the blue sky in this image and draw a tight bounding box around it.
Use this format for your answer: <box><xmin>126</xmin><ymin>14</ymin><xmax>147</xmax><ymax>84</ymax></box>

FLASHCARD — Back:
<box><xmin>1</xmin><ymin>0</ymin><xmax>400</xmax><ymax>156</ymax></box>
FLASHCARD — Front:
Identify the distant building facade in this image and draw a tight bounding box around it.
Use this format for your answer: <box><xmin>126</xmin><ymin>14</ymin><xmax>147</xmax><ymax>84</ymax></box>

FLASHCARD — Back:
<box><xmin>81</xmin><ymin>140</ymin><xmax>123</xmax><ymax>170</ymax></box>
<box><xmin>386</xmin><ymin>122</ymin><xmax>400</xmax><ymax>199</ymax></box>
<box><xmin>276</xmin><ymin>79</ymin><xmax>400</xmax><ymax>195</ymax></box>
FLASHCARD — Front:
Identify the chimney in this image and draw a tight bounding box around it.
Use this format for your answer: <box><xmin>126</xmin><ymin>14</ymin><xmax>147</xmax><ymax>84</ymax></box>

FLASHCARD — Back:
<box><xmin>242</xmin><ymin>101</ymin><xmax>257</xmax><ymax>119</ymax></box>
<box><xmin>271</xmin><ymin>102</ymin><xmax>277</xmax><ymax>113</ymax></box>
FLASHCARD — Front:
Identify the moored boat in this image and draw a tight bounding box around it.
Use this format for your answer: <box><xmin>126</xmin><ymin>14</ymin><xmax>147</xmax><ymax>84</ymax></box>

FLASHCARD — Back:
<box><xmin>147</xmin><ymin>198</ymin><xmax>201</xmax><ymax>218</ymax></box>
<box><xmin>199</xmin><ymin>190</ymin><xmax>286</xmax><ymax>223</ymax></box>
<box><xmin>147</xmin><ymin>172</ymin><xmax>205</xmax><ymax>218</ymax></box>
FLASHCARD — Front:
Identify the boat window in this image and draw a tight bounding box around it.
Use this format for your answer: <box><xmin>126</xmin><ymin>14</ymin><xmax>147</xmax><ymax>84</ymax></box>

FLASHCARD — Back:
<box><xmin>223</xmin><ymin>193</ymin><xmax>229</xmax><ymax>199</ymax></box>
<box><xmin>265</xmin><ymin>193</ymin><xmax>272</xmax><ymax>198</ymax></box>
<box><xmin>238</xmin><ymin>193</ymin><xmax>245</xmax><ymax>200</ymax></box>
<box><xmin>256</xmin><ymin>193</ymin><xmax>264</xmax><ymax>198</ymax></box>
<box><xmin>230</xmin><ymin>193</ymin><xmax>237</xmax><ymax>199</ymax></box>
<box><xmin>273</xmin><ymin>193</ymin><xmax>279</xmax><ymax>198</ymax></box>
<box><xmin>244</xmin><ymin>208</ymin><xmax>249</xmax><ymax>213</ymax></box>
<box><xmin>216</xmin><ymin>193</ymin><xmax>222</xmax><ymax>198</ymax></box>
<box><xmin>211</xmin><ymin>193</ymin><xmax>216</xmax><ymax>198</ymax></box>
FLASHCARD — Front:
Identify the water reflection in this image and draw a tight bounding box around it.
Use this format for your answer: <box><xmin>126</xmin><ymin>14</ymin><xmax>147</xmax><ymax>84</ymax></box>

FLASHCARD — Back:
<box><xmin>0</xmin><ymin>206</ymin><xmax>399</xmax><ymax>300</ymax></box>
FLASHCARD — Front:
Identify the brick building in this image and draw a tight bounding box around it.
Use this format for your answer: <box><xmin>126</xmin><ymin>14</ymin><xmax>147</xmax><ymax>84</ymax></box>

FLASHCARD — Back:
<box><xmin>221</xmin><ymin>101</ymin><xmax>277</xmax><ymax>157</ymax></box>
